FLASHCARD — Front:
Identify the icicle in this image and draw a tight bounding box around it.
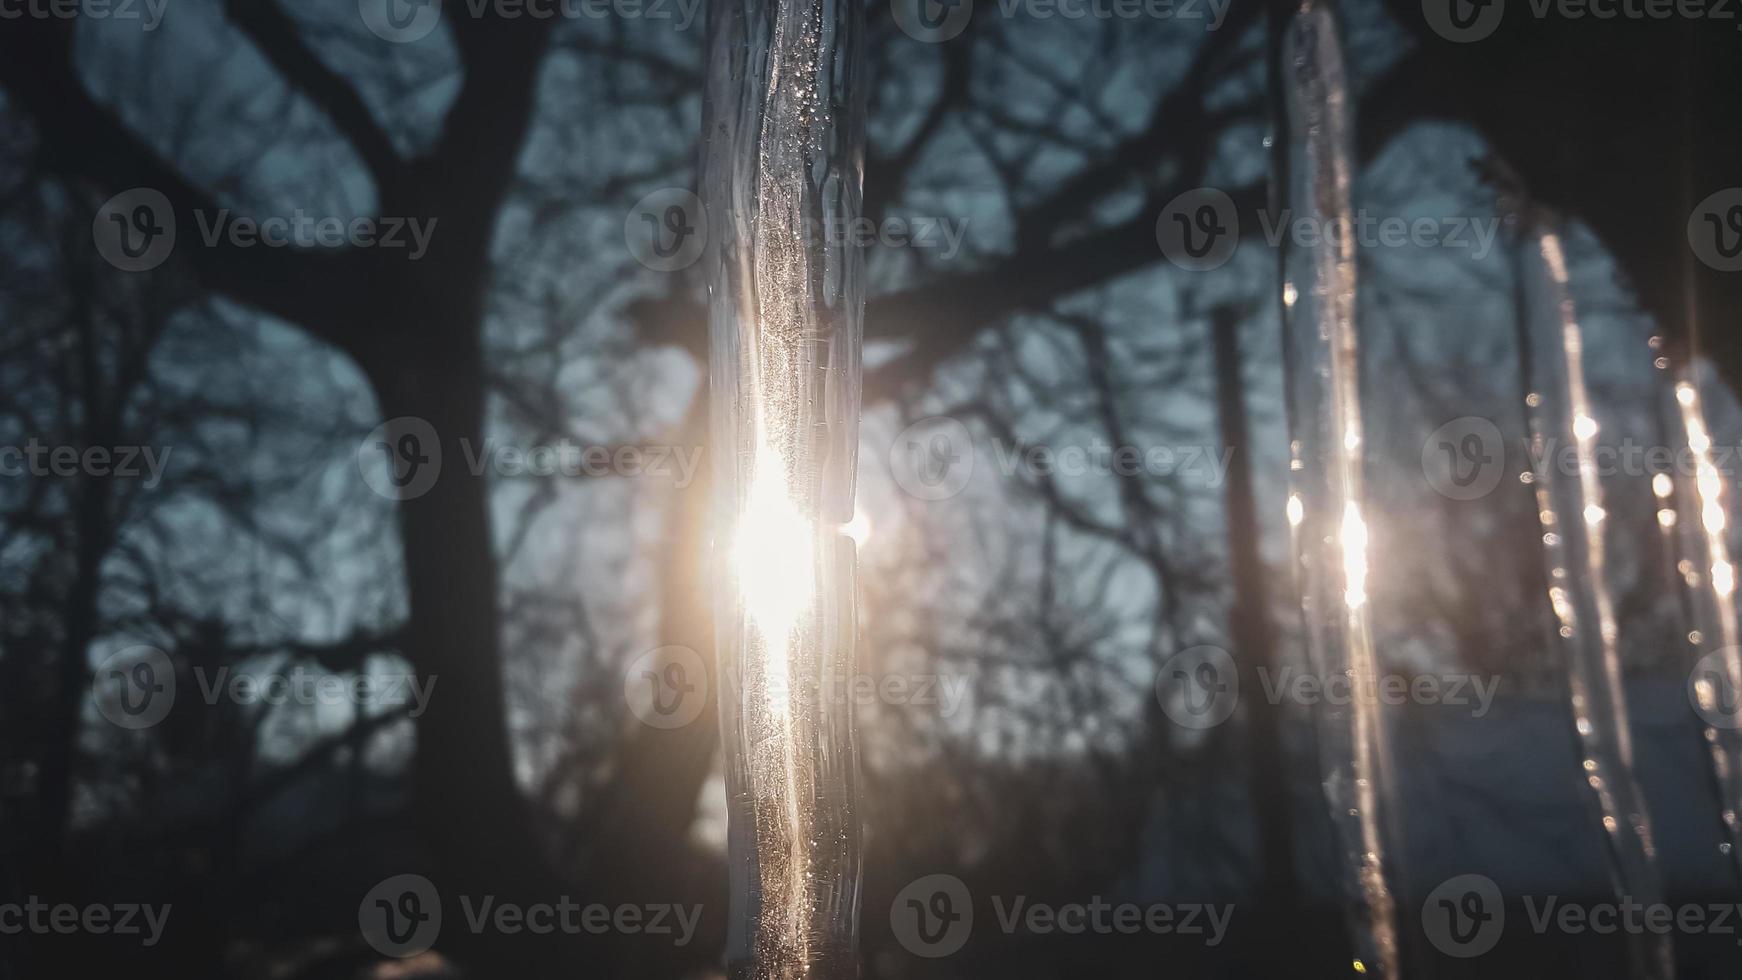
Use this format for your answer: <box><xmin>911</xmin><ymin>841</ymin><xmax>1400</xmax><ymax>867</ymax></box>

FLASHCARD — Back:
<box><xmin>1510</xmin><ymin>212</ymin><xmax>1673</xmax><ymax>980</ymax></box>
<box><xmin>1272</xmin><ymin>3</ymin><xmax>1401</xmax><ymax>977</ymax></box>
<box><xmin>1656</xmin><ymin>356</ymin><xmax>1742</xmax><ymax>875</ymax></box>
<box><xmin>703</xmin><ymin>0</ymin><xmax>866</xmax><ymax>976</ymax></box>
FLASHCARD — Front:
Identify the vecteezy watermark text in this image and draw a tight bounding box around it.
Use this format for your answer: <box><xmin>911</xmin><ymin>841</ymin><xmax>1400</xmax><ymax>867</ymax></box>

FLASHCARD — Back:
<box><xmin>190</xmin><ymin>666</ymin><xmax>435</xmax><ymax>718</ymax></box>
<box><xmin>360</xmin><ymin>0</ymin><xmax>703</xmax><ymax>43</ymax></box>
<box><xmin>0</xmin><ymin>439</ymin><xmax>171</xmax><ymax>488</ymax></box>
<box><xmin>1154</xmin><ymin>188</ymin><xmax>1502</xmax><ymax>272</ymax></box>
<box><xmin>1423</xmin><ymin>0</ymin><xmax>1740</xmax><ymax>44</ymax></box>
<box><xmin>1155</xmin><ymin>646</ymin><xmax>1501</xmax><ymax>730</ymax></box>
<box><xmin>0</xmin><ymin>898</ymin><xmax>171</xmax><ymax>946</ymax></box>
<box><xmin>1421</xmin><ymin>414</ymin><xmax>1742</xmax><ymax>502</ymax></box>
<box><xmin>890</xmin><ymin>0</ymin><xmax>1231</xmax><ymax>42</ymax></box>
<box><xmin>93</xmin><ymin>189</ymin><xmax>438</xmax><ymax>272</ymax></box>
<box><xmin>887</xmin><ymin>416</ymin><xmax>1234</xmax><ymax>502</ymax></box>
<box><xmin>625</xmin><ymin>187</ymin><xmax>970</xmax><ymax>272</ymax></box>
<box><xmin>358</xmin><ymin>417</ymin><xmax>707</xmax><ymax>501</ymax></box>
<box><xmin>888</xmin><ymin>874</ymin><xmax>1232</xmax><ymax>958</ymax></box>
<box><xmin>624</xmin><ymin>644</ymin><xmax>970</xmax><ymax>730</ymax></box>
<box><xmin>1423</xmin><ymin>874</ymin><xmax>1742</xmax><ymax>959</ymax></box>
<box><xmin>91</xmin><ymin>646</ymin><xmax>434</xmax><ymax>730</ymax></box>
<box><xmin>358</xmin><ymin>874</ymin><xmax>701</xmax><ymax>958</ymax></box>
<box><xmin>0</xmin><ymin>0</ymin><xmax>167</xmax><ymax>28</ymax></box>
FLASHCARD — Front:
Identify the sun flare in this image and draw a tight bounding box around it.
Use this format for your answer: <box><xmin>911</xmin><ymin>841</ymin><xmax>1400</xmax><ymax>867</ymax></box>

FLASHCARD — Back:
<box><xmin>732</xmin><ymin>446</ymin><xmax>816</xmax><ymax>645</ymax></box>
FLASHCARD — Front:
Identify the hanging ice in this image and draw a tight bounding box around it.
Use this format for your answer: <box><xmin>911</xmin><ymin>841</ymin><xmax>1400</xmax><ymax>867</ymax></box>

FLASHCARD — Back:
<box><xmin>703</xmin><ymin>0</ymin><xmax>866</xmax><ymax>976</ymax></box>
<box><xmin>1657</xmin><ymin>359</ymin><xmax>1742</xmax><ymax>875</ymax></box>
<box><xmin>1273</xmin><ymin>2</ymin><xmax>1401</xmax><ymax>976</ymax></box>
<box><xmin>1510</xmin><ymin>210</ymin><xmax>1673</xmax><ymax>980</ymax></box>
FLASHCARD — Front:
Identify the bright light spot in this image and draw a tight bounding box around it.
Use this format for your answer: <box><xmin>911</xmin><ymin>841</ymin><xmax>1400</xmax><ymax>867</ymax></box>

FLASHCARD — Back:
<box><xmin>1283</xmin><ymin>282</ymin><xmax>1298</xmax><ymax>308</ymax></box>
<box><xmin>1583</xmin><ymin>503</ymin><xmax>1606</xmax><ymax>526</ymax></box>
<box><xmin>1653</xmin><ymin>473</ymin><xmax>1674</xmax><ymax>498</ymax></box>
<box><xmin>1716</xmin><ymin>560</ymin><xmax>1736</xmax><ymax>597</ymax></box>
<box><xmin>1658</xmin><ymin>508</ymin><xmax>1678</xmax><ymax>528</ymax></box>
<box><xmin>1572</xmin><ymin>413</ymin><xmax>1599</xmax><ymax>441</ymax></box>
<box><xmin>1341</xmin><ymin>500</ymin><xmax>1368</xmax><ymax>610</ymax></box>
<box><xmin>841</xmin><ymin>508</ymin><xmax>871</xmax><ymax>548</ymax></box>
<box><xmin>1700</xmin><ymin>468</ymin><xmax>1723</xmax><ymax>501</ymax></box>
<box><xmin>1706</xmin><ymin>502</ymin><xmax>1728</xmax><ymax>534</ymax></box>
<box><xmin>733</xmin><ymin>452</ymin><xmax>816</xmax><ymax>645</ymax></box>
<box><xmin>1343</xmin><ymin>427</ymin><xmax>1361</xmax><ymax>452</ymax></box>
<box><xmin>1678</xmin><ymin>383</ymin><xmax>1698</xmax><ymax>407</ymax></box>
<box><xmin>1549</xmin><ymin>585</ymin><xmax>1574</xmax><ymax>623</ymax></box>
<box><xmin>1691</xmin><ymin>423</ymin><xmax>1712</xmax><ymax>454</ymax></box>
<box><xmin>1286</xmin><ymin>493</ymin><xmax>1304</xmax><ymax>528</ymax></box>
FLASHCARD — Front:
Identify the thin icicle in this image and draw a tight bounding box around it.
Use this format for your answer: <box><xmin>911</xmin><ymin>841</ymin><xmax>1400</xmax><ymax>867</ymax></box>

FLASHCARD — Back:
<box><xmin>1510</xmin><ymin>210</ymin><xmax>1673</xmax><ymax>980</ymax></box>
<box><xmin>1273</xmin><ymin>2</ymin><xmax>1400</xmax><ymax>976</ymax></box>
<box><xmin>1657</xmin><ymin>358</ymin><xmax>1742</xmax><ymax>875</ymax></box>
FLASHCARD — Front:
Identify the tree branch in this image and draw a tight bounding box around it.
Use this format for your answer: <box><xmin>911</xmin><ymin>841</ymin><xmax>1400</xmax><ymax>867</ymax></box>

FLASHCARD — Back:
<box><xmin>223</xmin><ymin>0</ymin><xmax>403</xmax><ymax>187</ymax></box>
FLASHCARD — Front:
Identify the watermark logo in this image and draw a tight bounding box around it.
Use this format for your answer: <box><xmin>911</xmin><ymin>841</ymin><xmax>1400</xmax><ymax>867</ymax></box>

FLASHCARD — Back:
<box><xmin>891</xmin><ymin>874</ymin><xmax>974</xmax><ymax>957</ymax></box>
<box><xmin>191</xmin><ymin>211</ymin><xmax>437</xmax><ymax>258</ymax></box>
<box><xmin>94</xmin><ymin>656</ymin><xmax>435</xmax><ymax>729</ymax></box>
<box><xmin>891</xmin><ymin>0</ymin><xmax>973</xmax><ymax>40</ymax></box>
<box><xmin>1425</xmin><ymin>416</ymin><xmax>1742</xmax><ymax>500</ymax></box>
<box><xmin>1690</xmin><ymin>648</ymin><xmax>1742</xmax><ymax>730</ymax></box>
<box><xmin>95</xmin><ymin>190</ymin><xmax>437</xmax><ymax>269</ymax></box>
<box><xmin>1155</xmin><ymin>645</ymin><xmax>1238</xmax><ymax>730</ymax></box>
<box><xmin>0</xmin><ymin>898</ymin><xmax>171</xmax><ymax>946</ymax></box>
<box><xmin>1423</xmin><ymin>874</ymin><xmax>1504</xmax><ymax>957</ymax></box>
<box><xmin>1422</xmin><ymin>0</ymin><xmax>1504</xmax><ymax>41</ymax></box>
<box><xmin>193</xmin><ymin>667</ymin><xmax>435</xmax><ymax>718</ymax></box>
<box><xmin>360</xmin><ymin>874</ymin><xmax>442</xmax><ymax>958</ymax></box>
<box><xmin>892</xmin><ymin>0</ymin><xmax>1229</xmax><ymax>39</ymax></box>
<box><xmin>624</xmin><ymin>646</ymin><xmax>709</xmax><ymax>729</ymax></box>
<box><xmin>892</xmin><ymin>875</ymin><xmax>1231</xmax><ymax>956</ymax></box>
<box><xmin>1428</xmin><ymin>0</ymin><xmax>1742</xmax><ymax>43</ymax></box>
<box><xmin>0</xmin><ymin>439</ymin><xmax>172</xmax><ymax>487</ymax></box>
<box><xmin>1160</xmin><ymin>190</ymin><xmax>1502</xmax><ymax>270</ymax></box>
<box><xmin>360</xmin><ymin>417</ymin><xmax>443</xmax><ymax>501</ymax></box>
<box><xmin>0</xmin><ymin>0</ymin><xmax>168</xmax><ymax>29</ymax></box>
<box><xmin>460</xmin><ymin>440</ymin><xmax>704</xmax><ymax>485</ymax></box>
<box><xmin>626</xmin><ymin>189</ymin><xmax>707</xmax><ymax>273</ymax></box>
<box><xmin>360</xmin><ymin>875</ymin><xmax>700</xmax><ymax>953</ymax></box>
<box><xmin>92</xmin><ymin>646</ymin><xmax>176</xmax><ymax>730</ymax></box>
<box><xmin>1690</xmin><ymin>188</ymin><xmax>1742</xmax><ymax>273</ymax></box>
<box><xmin>888</xmin><ymin>420</ymin><xmax>1238</xmax><ymax>500</ymax></box>
<box><xmin>360</xmin><ymin>0</ymin><xmax>443</xmax><ymax>41</ymax></box>
<box><xmin>1157</xmin><ymin>656</ymin><xmax>1501</xmax><ymax>730</ymax></box>
<box><xmin>361</xmin><ymin>422</ymin><xmax>706</xmax><ymax>499</ymax></box>
<box><xmin>1422</xmin><ymin>416</ymin><xmax>1506</xmax><ymax>500</ymax></box>
<box><xmin>94</xmin><ymin>188</ymin><xmax>175</xmax><ymax>272</ymax></box>
<box><xmin>364</xmin><ymin>0</ymin><xmax>701</xmax><ymax>36</ymax></box>
<box><xmin>889</xmin><ymin>417</ymin><xmax>975</xmax><ymax>501</ymax></box>
<box><xmin>1156</xmin><ymin>188</ymin><xmax>1238</xmax><ymax>271</ymax></box>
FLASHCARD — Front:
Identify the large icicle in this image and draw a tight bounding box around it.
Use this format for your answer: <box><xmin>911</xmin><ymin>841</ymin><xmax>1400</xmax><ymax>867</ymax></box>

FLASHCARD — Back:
<box><xmin>1273</xmin><ymin>2</ymin><xmax>1401</xmax><ymax>976</ymax></box>
<box><xmin>1658</xmin><ymin>359</ymin><xmax>1742</xmax><ymax>877</ymax></box>
<box><xmin>1510</xmin><ymin>208</ymin><xmax>1673</xmax><ymax>980</ymax></box>
<box><xmin>703</xmin><ymin>0</ymin><xmax>867</xmax><ymax>976</ymax></box>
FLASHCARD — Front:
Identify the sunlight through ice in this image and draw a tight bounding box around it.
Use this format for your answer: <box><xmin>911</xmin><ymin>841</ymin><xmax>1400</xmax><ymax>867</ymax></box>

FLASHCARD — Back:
<box><xmin>1511</xmin><ymin>216</ymin><xmax>1672</xmax><ymax>980</ymax></box>
<box><xmin>734</xmin><ymin>445</ymin><xmax>817</xmax><ymax>650</ymax></box>
<box><xmin>1340</xmin><ymin>501</ymin><xmax>1368</xmax><ymax>610</ymax></box>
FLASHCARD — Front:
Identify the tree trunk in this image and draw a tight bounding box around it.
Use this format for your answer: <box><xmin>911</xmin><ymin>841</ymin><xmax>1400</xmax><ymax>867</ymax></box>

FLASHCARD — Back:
<box><xmin>1209</xmin><ymin>306</ymin><xmax>1309</xmax><ymax>966</ymax></box>
<box><xmin>370</xmin><ymin>337</ymin><xmax>541</xmax><ymax>890</ymax></box>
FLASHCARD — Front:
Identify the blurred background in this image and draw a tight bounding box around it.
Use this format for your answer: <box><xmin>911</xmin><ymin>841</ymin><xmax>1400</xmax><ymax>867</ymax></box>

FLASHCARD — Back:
<box><xmin>1</xmin><ymin>1</ymin><xmax>1741</xmax><ymax>978</ymax></box>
